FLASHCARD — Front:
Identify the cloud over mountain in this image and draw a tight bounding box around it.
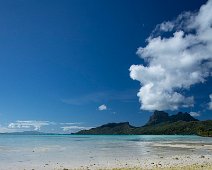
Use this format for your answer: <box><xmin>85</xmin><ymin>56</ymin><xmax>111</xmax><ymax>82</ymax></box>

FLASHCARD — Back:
<box><xmin>189</xmin><ymin>112</ymin><xmax>200</xmax><ymax>117</ymax></box>
<box><xmin>130</xmin><ymin>0</ymin><xmax>212</xmax><ymax>111</ymax></box>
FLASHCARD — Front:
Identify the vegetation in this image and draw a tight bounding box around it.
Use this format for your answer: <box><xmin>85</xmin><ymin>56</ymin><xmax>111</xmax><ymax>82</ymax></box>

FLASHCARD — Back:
<box><xmin>76</xmin><ymin>122</ymin><xmax>134</xmax><ymax>135</ymax></box>
<box><xmin>76</xmin><ymin>111</ymin><xmax>212</xmax><ymax>137</ymax></box>
<box><xmin>134</xmin><ymin>120</ymin><xmax>212</xmax><ymax>136</ymax></box>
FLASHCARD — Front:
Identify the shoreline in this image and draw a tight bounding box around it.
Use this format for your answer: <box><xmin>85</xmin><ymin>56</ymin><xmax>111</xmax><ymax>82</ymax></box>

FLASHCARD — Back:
<box><xmin>0</xmin><ymin>135</ymin><xmax>211</xmax><ymax>170</ymax></box>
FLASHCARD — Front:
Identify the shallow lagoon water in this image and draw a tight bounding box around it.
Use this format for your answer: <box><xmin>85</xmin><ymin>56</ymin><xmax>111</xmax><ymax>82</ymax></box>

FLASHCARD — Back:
<box><xmin>0</xmin><ymin>135</ymin><xmax>211</xmax><ymax>169</ymax></box>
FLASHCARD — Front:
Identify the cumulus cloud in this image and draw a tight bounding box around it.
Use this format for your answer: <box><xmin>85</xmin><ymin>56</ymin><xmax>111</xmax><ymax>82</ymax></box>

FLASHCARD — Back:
<box><xmin>189</xmin><ymin>112</ymin><xmax>200</xmax><ymax>117</ymax></box>
<box><xmin>157</xmin><ymin>21</ymin><xmax>174</xmax><ymax>32</ymax></box>
<box><xmin>209</xmin><ymin>94</ymin><xmax>212</xmax><ymax>110</ymax></box>
<box><xmin>130</xmin><ymin>0</ymin><xmax>212</xmax><ymax>111</ymax></box>
<box><xmin>98</xmin><ymin>104</ymin><xmax>107</xmax><ymax>111</ymax></box>
<box><xmin>8</xmin><ymin>120</ymin><xmax>52</xmax><ymax>131</ymax></box>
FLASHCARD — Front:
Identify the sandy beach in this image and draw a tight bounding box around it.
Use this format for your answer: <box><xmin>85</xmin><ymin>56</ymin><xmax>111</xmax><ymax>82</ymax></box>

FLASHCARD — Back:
<box><xmin>0</xmin><ymin>135</ymin><xmax>211</xmax><ymax>170</ymax></box>
<box><xmin>2</xmin><ymin>153</ymin><xmax>212</xmax><ymax>170</ymax></box>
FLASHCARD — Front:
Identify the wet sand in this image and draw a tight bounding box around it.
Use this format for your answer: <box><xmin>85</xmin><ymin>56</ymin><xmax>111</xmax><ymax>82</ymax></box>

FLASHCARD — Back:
<box><xmin>0</xmin><ymin>135</ymin><xmax>211</xmax><ymax>170</ymax></box>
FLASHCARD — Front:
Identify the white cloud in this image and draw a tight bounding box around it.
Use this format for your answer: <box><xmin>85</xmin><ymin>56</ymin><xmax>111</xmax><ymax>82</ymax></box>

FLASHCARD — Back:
<box><xmin>61</xmin><ymin>126</ymin><xmax>93</xmax><ymax>132</ymax></box>
<box><xmin>98</xmin><ymin>104</ymin><xmax>107</xmax><ymax>111</ymax></box>
<box><xmin>157</xmin><ymin>21</ymin><xmax>174</xmax><ymax>32</ymax></box>
<box><xmin>0</xmin><ymin>125</ymin><xmax>20</xmax><ymax>133</ymax></box>
<box><xmin>189</xmin><ymin>112</ymin><xmax>200</xmax><ymax>117</ymax></box>
<box><xmin>130</xmin><ymin>0</ymin><xmax>212</xmax><ymax>111</ymax></box>
<box><xmin>209</xmin><ymin>94</ymin><xmax>212</xmax><ymax>110</ymax></box>
<box><xmin>0</xmin><ymin>121</ymin><xmax>91</xmax><ymax>133</ymax></box>
<box><xmin>153</xmin><ymin>11</ymin><xmax>197</xmax><ymax>34</ymax></box>
<box><xmin>8</xmin><ymin>120</ymin><xmax>52</xmax><ymax>131</ymax></box>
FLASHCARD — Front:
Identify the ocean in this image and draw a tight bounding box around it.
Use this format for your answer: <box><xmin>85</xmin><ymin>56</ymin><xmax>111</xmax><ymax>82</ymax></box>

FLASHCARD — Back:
<box><xmin>0</xmin><ymin>135</ymin><xmax>211</xmax><ymax>169</ymax></box>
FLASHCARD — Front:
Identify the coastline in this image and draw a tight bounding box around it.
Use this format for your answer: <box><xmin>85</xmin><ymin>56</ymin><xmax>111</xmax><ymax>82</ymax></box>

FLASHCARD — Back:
<box><xmin>0</xmin><ymin>135</ymin><xmax>211</xmax><ymax>170</ymax></box>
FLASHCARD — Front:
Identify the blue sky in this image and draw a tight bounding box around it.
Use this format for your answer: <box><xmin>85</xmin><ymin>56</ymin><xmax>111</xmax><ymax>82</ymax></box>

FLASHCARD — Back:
<box><xmin>0</xmin><ymin>0</ymin><xmax>211</xmax><ymax>133</ymax></box>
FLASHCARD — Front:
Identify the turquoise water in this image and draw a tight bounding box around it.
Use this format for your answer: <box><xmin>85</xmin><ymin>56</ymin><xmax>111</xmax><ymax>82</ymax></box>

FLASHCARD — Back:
<box><xmin>0</xmin><ymin>135</ymin><xmax>211</xmax><ymax>169</ymax></box>
<box><xmin>0</xmin><ymin>134</ymin><xmax>211</xmax><ymax>150</ymax></box>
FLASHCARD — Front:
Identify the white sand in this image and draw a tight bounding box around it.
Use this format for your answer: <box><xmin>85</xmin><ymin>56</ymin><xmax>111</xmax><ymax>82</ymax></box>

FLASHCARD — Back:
<box><xmin>0</xmin><ymin>141</ymin><xmax>211</xmax><ymax>170</ymax></box>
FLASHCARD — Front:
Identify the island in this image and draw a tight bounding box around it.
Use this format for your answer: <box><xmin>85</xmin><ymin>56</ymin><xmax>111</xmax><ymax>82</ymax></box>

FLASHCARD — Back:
<box><xmin>76</xmin><ymin>110</ymin><xmax>212</xmax><ymax>137</ymax></box>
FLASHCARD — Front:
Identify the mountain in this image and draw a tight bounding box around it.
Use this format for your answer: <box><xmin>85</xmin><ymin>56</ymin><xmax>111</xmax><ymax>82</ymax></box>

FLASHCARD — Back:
<box><xmin>77</xmin><ymin>122</ymin><xmax>134</xmax><ymax>135</ymax></box>
<box><xmin>145</xmin><ymin>110</ymin><xmax>169</xmax><ymax>125</ymax></box>
<box><xmin>146</xmin><ymin>110</ymin><xmax>198</xmax><ymax>126</ymax></box>
<box><xmin>76</xmin><ymin>111</ymin><xmax>212</xmax><ymax>136</ymax></box>
<box><xmin>133</xmin><ymin>120</ymin><xmax>212</xmax><ymax>136</ymax></box>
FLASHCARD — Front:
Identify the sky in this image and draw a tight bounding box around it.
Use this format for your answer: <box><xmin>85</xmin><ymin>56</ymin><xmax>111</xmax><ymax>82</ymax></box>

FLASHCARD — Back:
<box><xmin>0</xmin><ymin>0</ymin><xmax>211</xmax><ymax>133</ymax></box>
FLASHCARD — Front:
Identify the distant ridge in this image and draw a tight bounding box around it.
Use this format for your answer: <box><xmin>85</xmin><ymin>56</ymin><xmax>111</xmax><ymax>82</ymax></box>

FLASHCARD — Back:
<box><xmin>76</xmin><ymin>111</ymin><xmax>212</xmax><ymax>137</ymax></box>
